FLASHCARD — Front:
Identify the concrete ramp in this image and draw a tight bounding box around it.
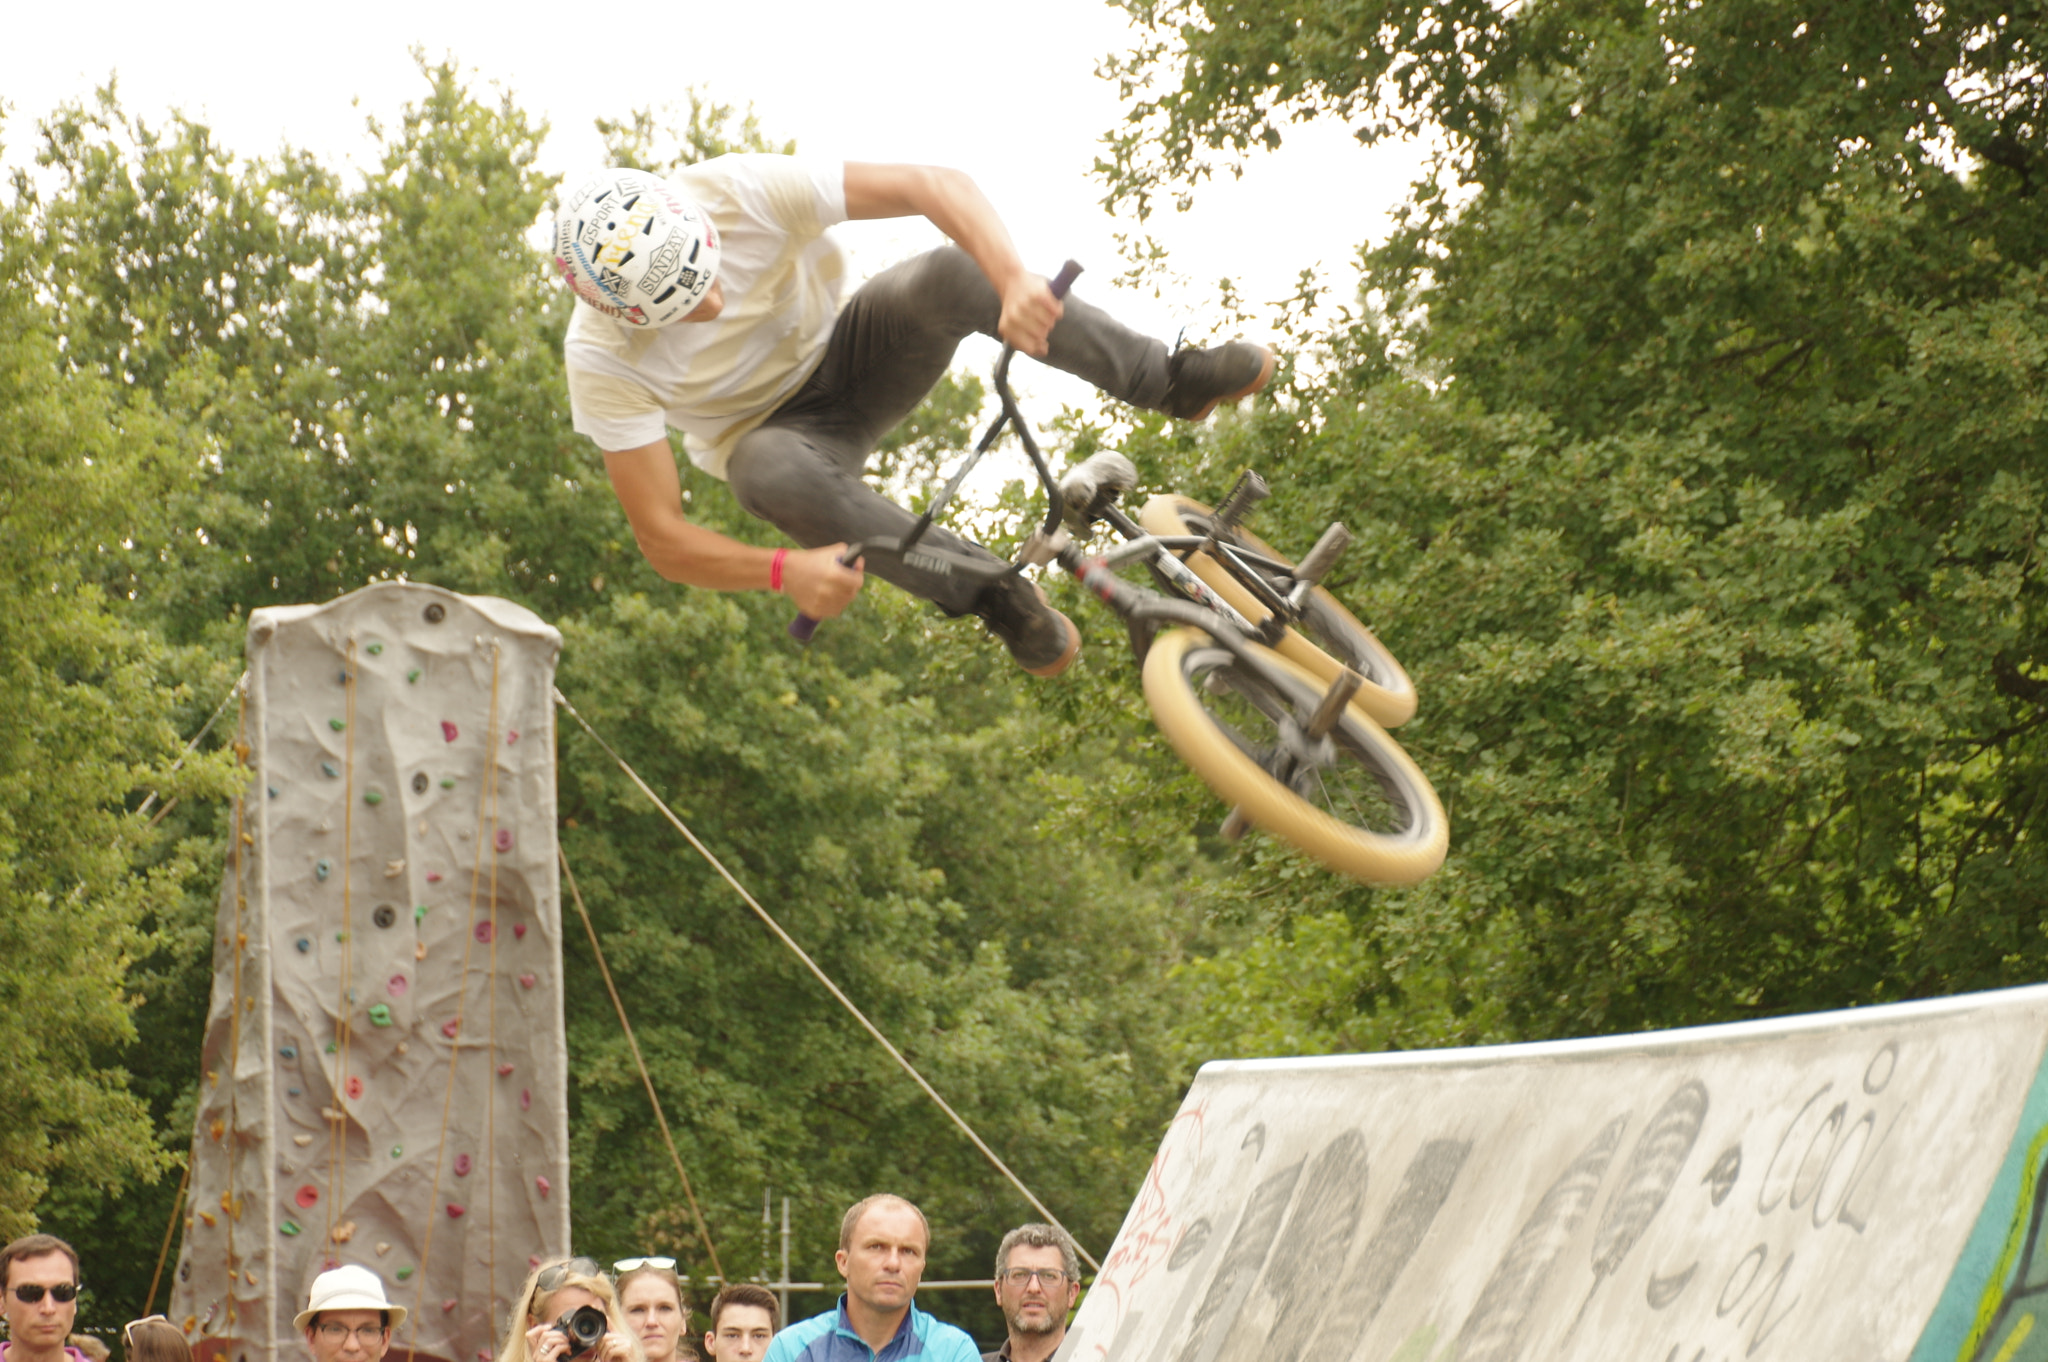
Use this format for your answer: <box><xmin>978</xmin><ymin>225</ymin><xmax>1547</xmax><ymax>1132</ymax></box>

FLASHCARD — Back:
<box><xmin>1059</xmin><ymin>984</ymin><xmax>2048</xmax><ymax>1362</ymax></box>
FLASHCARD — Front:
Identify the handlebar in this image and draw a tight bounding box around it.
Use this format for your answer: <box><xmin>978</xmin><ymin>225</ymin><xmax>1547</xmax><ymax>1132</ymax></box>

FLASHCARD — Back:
<box><xmin>790</xmin><ymin>260</ymin><xmax>1084</xmax><ymax>643</ymax></box>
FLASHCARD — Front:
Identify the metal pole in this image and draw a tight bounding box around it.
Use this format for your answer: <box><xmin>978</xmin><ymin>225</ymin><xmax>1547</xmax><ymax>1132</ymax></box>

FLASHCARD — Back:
<box><xmin>779</xmin><ymin>1197</ymin><xmax>792</xmax><ymax>1325</ymax></box>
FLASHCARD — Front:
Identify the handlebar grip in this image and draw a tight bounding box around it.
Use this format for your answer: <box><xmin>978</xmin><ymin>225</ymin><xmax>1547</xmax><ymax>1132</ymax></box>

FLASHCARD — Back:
<box><xmin>1049</xmin><ymin>260</ymin><xmax>1083</xmax><ymax>299</ymax></box>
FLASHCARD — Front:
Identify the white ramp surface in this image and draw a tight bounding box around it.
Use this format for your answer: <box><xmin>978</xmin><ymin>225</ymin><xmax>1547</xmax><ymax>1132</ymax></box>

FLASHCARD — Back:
<box><xmin>1060</xmin><ymin>985</ymin><xmax>2048</xmax><ymax>1362</ymax></box>
<box><xmin>173</xmin><ymin>583</ymin><xmax>568</xmax><ymax>1362</ymax></box>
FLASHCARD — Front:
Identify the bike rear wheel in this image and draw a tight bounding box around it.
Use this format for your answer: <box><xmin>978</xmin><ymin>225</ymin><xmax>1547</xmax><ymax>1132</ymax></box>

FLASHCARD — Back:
<box><xmin>1141</xmin><ymin>629</ymin><xmax>1447</xmax><ymax>885</ymax></box>
<box><xmin>1138</xmin><ymin>492</ymin><xmax>1417</xmax><ymax>727</ymax></box>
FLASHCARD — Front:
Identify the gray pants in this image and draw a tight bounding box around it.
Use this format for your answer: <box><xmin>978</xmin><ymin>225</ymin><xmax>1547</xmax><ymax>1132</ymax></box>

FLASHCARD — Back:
<box><xmin>726</xmin><ymin>246</ymin><xmax>1172</xmax><ymax>615</ymax></box>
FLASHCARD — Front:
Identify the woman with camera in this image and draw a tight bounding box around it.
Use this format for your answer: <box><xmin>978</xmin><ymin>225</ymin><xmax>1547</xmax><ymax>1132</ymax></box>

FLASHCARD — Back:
<box><xmin>499</xmin><ymin>1259</ymin><xmax>640</xmax><ymax>1362</ymax></box>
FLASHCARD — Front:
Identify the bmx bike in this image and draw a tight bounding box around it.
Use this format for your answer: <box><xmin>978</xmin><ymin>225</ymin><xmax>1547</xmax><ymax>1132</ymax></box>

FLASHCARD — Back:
<box><xmin>794</xmin><ymin>262</ymin><xmax>1448</xmax><ymax>886</ymax></box>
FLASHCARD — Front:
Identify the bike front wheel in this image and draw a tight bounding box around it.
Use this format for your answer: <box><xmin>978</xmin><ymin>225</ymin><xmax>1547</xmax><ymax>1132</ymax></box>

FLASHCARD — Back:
<box><xmin>1142</xmin><ymin>629</ymin><xmax>1448</xmax><ymax>886</ymax></box>
<box><xmin>1138</xmin><ymin>493</ymin><xmax>1417</xmax><ymax>727</ymax></box>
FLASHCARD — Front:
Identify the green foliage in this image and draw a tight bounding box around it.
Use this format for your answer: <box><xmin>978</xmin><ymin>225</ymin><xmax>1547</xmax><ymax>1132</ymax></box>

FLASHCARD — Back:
<box><xmin>1098</xmin><ymin>0</ymin><xmax>2048</xmax><ymax>1051</ymax></box>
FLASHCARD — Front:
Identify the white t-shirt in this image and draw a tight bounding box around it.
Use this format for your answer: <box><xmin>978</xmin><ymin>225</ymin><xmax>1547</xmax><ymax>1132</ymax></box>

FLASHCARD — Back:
<box><xmin>563</xmin><ymin>154</ymin><xmax>849</xmax><ymax>479</ymax></box>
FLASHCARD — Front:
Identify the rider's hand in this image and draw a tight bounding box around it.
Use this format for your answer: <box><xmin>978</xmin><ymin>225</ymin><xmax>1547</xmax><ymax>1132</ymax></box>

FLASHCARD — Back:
<box><xmin>998</xmin><ymin>272</ymin><xmax>1063</xmax><ymax>357</ymax></box>
<box><xmin>784</xmin><ymin>543</ymin><xmax>865</xmax><ymax>619</ymax></box>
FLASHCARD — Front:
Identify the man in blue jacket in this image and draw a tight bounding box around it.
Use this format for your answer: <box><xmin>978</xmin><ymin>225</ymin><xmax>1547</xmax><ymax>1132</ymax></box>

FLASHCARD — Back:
<box><xmin>764</xmin><ymin>1195</ymin><xmax>980</xmax><ymax>1362</ymax></box>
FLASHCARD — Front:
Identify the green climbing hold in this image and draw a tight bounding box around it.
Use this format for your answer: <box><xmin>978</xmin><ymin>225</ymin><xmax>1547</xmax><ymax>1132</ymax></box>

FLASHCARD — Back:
<box><xmin>364</xmin><ymin>789</ymin><xmax>384</xmax><ymax>806</ymax></box>
<box><xmin>336</xmin><ymin>930</ymin><xmax>348</xmax><ymax>942</ymax></box>
<box><xmin>280</xmin><ymin>1220</ymin><xmax>301</xmax><ymax>1236</ymax></box>
<box><xmin>407</xmin><ymin>668</ymin><xmax>421</xmax><ymax>683</ymax></box>
<box><xmin>329</xmin><ymin>718</ymin><xmax>345</xmax><ymax>732</ymax></box>
<box><xmin>395</xmin><ymin>1266</ymin><xmax>413</xmax><ymax>1282</ymax></box>
<box><xmin>325</xmin><ymin>1041</ymin><xmax>338</xmax><ymax>1054</ymax></box>
<box><xmin>368</xmin><ymin>1004</ymin><xmax>393</xmax><ymax>1027</ymax></box>
<box><xmin>439</xmin><ymin>778</ymin><xmax>455</xmax><ymax>789</ymax></box>
<box><xmin>391</xmin><ymin>1145</ymin><xmax>403</xmax><ymax>1159</ymax></box>
<box><xmin>414</xmin><ymin>905</ymin><xmax>431</xmax><ymax>923</ymax></box>
<box><xmin>367</xmin><ymin>642</ymin><xmax>384</xmax><ymax>655</ymax></box>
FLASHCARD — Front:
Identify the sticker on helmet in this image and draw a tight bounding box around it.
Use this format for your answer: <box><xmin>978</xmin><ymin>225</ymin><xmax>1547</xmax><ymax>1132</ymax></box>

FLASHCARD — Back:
<box><xmin>645</xmin><ymin>236</ymin><xmax>685</xmax><ymax>292</ymax></box>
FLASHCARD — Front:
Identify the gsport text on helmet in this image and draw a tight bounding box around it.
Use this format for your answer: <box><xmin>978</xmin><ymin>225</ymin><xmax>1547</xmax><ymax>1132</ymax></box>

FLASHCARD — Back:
<box><xmin>553</xmin><ymin>168</ymin><xmax>721</xmax><ymax>328</ymax></box>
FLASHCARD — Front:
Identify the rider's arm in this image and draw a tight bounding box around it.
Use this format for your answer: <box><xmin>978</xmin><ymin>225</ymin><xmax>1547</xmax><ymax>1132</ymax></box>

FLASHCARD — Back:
<box><xmin>602</xmin><ymin>439</ymin><xmax>864</xmax><ymax>619</ymax></box>
<box><xmin>841</xmin><ymin>162</ymin><xmax>1062</xmax><ymax>356</ymax></box>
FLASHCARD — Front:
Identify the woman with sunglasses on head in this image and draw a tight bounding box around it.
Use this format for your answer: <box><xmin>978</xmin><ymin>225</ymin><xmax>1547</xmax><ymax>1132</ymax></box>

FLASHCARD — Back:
<box><xmin>500</xmin><ymin>1259</ymin><xmax>638</xmax><ymax>1362</ymax></box>
<box><xmin>615</xmin><ymin>1260</ymin><xmax>697</xmax><ymax>1362</ymax></box>
<box><xmin>120</xmin><ymin>1318</ymin><xmax>190</xmax><ymax>1362</ymax></box>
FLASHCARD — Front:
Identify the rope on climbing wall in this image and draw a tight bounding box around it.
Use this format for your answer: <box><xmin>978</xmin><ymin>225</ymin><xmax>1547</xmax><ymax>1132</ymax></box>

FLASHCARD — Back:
<box><xmin>483</xmin><ymin>646</ymin><xmax>503</xmax><ymax>1311</ymax></box>
<box><xmin>551</xmin><ymin>688</ymin><xmax>1103</xmax><ymax>1274</ymax></box>
<box><xmin>327</xmin><ymin>639</ymin><xmax>360</xmax><ymax>1245</ymax></box>
<box><xmin>408</xmin><ymin>645</ymin><xmax>503</xmax><ymax>1349</ymax></box>
<box><xmin>557</xmin><ymin>845</ymin><xmax>728</xmax><ymax>1283</ymax></box>
<box><xmin>225</xmin><ymin>687</ymin><xmax>247</xmax><ymax>1317</ymax></box>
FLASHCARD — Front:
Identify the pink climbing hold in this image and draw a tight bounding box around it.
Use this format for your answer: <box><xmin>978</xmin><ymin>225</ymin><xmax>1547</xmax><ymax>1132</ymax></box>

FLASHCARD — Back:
<box><xmin>507</xmin><ymin>729</ymin><xmax>519</xmax><ymax>745</ymax></box>
<box><xmin>497</xmin><ymin>1063</ymin><xmax>514</xmax><ymax>1077</ymax></box>
<box><xmin>345</xmin><ymin>1076</ymin><xmax>364</xmax><ymax>1100</ymax></box>
<box><xmin>445</xmin><ymin>1203</ymin><xmax>465</xmax><ymax>1219</ymax></box>
<box><xmin>529</xmin><ymin>1255</ymin><xmax>543</xmax><ymax>1270</ymax></box>
<box><xmin>518</xmin><ymin>973</ymin><xmax>536</xmax><ymax>989</ymax></box>
<box><xmin>474</xmin><ymin>921</ymin><xmax>495</xmax><ymax>944</ymax></box>
<box><xmin>441</xmin><ymin>1018</ymin><xmax>460</xmax><ymax>1039</ymax></box>
<box><xmin>519</xmin><ymin>1088</ymin><xmax>532</xmax><ymax>1111</ymax></box>
<box><xmin>536</xmin><ymin>1175</ymin><xmax>552</xmax><ymax>1198</ymax></box>
<box><xmin>453</xmin><ymin>1153</ymin><xmax>472</xmax><ymax>1177</ymax></box>
<box><xmin>494</xmin><ymin>829</ymin><xmax>515</xmax><ymax>853</ymax></box>
<box><xmin>441</xmin><ymin>722</ymin><xmax>458</xmax><ymax>743</ymax></box>
<box><xmin>442</xmin><ymin>1300</ymin><xmax>459</xmax><ymax>1314</ymax></box>
<box><xmin>388</xmin><ymin>974</ymin><xmax>408</xmax><ymax>997</ymax></box>
<box><xmin>294</xmin><ymin>1185</ymin><xmax>319</xmax><ymax>1209</ymax></box>
<box><xmin>513</xmin><ymin>922</ymin><xmax>528</xmax><ymax>940</ymax></box>
<box><xmin>425</xmin><ymin>871</ymin><xmax>443</xmax><ymax>883</ymax></box>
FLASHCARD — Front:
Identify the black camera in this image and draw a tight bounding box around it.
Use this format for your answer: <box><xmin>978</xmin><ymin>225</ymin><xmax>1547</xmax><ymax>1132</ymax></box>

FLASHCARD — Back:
<box><xmin>553</xmin><ymin>1305</ymin><xmax>609</xmax><ymax>1359</ymax></box>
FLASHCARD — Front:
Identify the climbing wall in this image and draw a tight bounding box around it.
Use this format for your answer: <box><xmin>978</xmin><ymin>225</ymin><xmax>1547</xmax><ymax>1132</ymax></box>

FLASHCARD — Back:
<box><xmin>1059</xmin><ymin>981</ymin><xmax>2048</xmax><ymax>1362</ymax></box>
<box><xmin>172</xmin><ymin>583</ymin><xmax>569</xmax><ymax>1362</ymax></box>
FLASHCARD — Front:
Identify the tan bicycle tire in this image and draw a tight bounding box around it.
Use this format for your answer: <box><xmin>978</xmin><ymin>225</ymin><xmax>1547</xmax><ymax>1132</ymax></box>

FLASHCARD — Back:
<box><xmin>1142</xmin><ymin>629</ymin><xmax>1448</xmax><ymax>886</ymax></box>
<box><xmin>1138</xmin><ymin>492</ymin><xmax>1417</xmax><ymax>728</ymax></box>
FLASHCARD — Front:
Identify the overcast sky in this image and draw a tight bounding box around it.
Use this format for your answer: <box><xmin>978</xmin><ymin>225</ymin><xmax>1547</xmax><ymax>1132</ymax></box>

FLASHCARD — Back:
<box><xmin>3</xmin><ymin>0</ymin><xmax>1429</xmax><ymax>410</ymax></box>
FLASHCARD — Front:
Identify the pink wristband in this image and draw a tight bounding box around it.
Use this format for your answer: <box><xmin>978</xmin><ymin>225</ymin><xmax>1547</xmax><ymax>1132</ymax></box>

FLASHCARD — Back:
<box><xmin>770</xmin><ymin>547</ymin><xmax>787</xmax><ymax>594</ymax></box>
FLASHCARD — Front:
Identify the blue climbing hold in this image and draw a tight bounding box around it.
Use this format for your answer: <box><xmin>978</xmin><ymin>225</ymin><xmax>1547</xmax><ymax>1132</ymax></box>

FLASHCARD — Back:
<box><xmin>295</xmin><ymin>937</ymin><xmax>311</xmax><ymax>953</ymax></box>
<box><xmin>321</xmin><ymin>762</ymin><xmax>339</xmax><ymax>779</ymax></box>
<box><xmin>314</xmin><ymin>860</ymin><xmax>331</xmax><ymax>881</ymax></box>
<box><xmin>268</xmin><ymin>786</ymin><xmax>279</xmax><ymax>800</ymax></box>
<box><xmin>279</xmin><ymin>1045</ymin><xmax>297</xmax><ymax>1061</ymax></box>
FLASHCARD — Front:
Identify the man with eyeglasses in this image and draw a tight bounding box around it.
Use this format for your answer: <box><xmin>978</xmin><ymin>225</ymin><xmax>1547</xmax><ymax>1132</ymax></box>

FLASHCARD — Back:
<box><xmin>981</xmin><ymin>1226</ymin><xmax>1080</xmax><ymax>1362</ymax></box>
<box><xmin>0</xmin><ymin>1235</ymin><xmax>88</xmax><ymax>1362</ymax></box>
<box><xmin>294</xmin><ymin>1265</ymin><xmax>407</xmax><ymax>1362</ymax></box>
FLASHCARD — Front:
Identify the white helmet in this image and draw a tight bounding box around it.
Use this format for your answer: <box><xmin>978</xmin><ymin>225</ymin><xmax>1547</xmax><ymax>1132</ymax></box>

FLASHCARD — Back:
<box><xmin>553</xmin><ymin>168</ymin><xmax>721</xmax><ymax>328</ymax></box>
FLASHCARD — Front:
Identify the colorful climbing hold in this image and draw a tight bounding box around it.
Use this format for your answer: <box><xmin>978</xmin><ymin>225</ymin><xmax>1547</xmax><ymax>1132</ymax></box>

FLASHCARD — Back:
<box><xmin>367</xmin><ymin>641</ymin><xmax>384</xmax><ymax>656</ymax></box>
<box><xmin>391</xmin><ymin>1145</ymin><xmax>403</xmax><ymax>1159</ymax></box>
<box><xmin>387</xmin><ymin>974</ymin><xmax>408</xmax><ymax>997</ymax></box>
<box><xmin>439</xmin><ymin>777</ymin><xmax>455</xmax><ymax>789</ymax></box>
<box><xmin>280</xmin><ymin>1221</ymin><xmax>302</xmax><ymax>1237</ymax></box>
<box><xmin>295</xmin><ymin>937</ymin><xmax>311</xmax><ymax>953</ymax></box>
<box><xmin>513</xmin><ymin>923</ymin><xmax>528</xmax><ymax>940</ymax></box>
<box><xmin>507</xmin><ymin>729</ymin><xmax>520</xmax><ymax>745</ymax></box>
<box><xmin>332</xmin><ymin>1220</ymin><xmax>356</xmax><ymax>1244</ymax></box>
<box><xmin>407</xmin><ymin>668</ymin><xmax>421</xmax><ymax>684</ymax></box>
<box><xmin>321</xmin><ymin>761</ymin><xmax>339</xmax><ymax>779</ymax></box>
<box><xmin>384</xmin><ymin>859</ymin><xmax>405</xmax><ymax>878</ymax></box>
<box><xmin>495</xmin><ymin>828</ymin><xmax>515</xmax><ymax>853</ymax></box>
<box><xmin>445</xmin><ymin>1203</ymin><xmax>465</xmax><ymax>1219</ymax></box>
<box><xmin>287</xmin><ymin>1088</ymin><xmax>302</xmax><ymax>1098</ymax></box>
<box><xmin>268</xmin><ymin>786</ymin><xmax>279</xmax><ymax>799</ymax></box>
<box><xmin>441</xmin><ymin>721</ymin><xmax>459</xmax><ymax>743</ymax></box>
<box><xmin>453</xmin><ymin>1153</ymin><xmax>472</xmax><ymax>1177</ymax></box>
<box><xmin>326</xmin><ymin>1039</ymin><xmax>338</xmax><ymax>1053</ymax></box>
<box><xmin>441</xmin><ymin>1018</ymin><xmax>460</xmax><ymax>1039</ymax></box>
<box><xmin>294</xmin><ymin>1185</ymin><xmax>319</xmax><ymax>1209</ymax></box>
<box><xmin>293</xmin><ymin>1135</ymin><xmax>313</xmax><ymax>1147</ymax></box>
<box><xmin>372</xmin><ymin>905</ymin><xmax>396</xmax><ymax>929</ymax></box>
<box><xmin>376</xmin><ymin>1242</ymin><xmax>391</xmax><ymax>1256</ymax></box>
<box><xmin>415</xmin><ymin>942</ymin><xmax>427</xmax><ymax>961</ymax></box>
<box><xmin>279</xmin><ymin>1045</ymin><xmax>297</xmax><ymax>1061</ymax></box>
<box><xmin>200</xmin><ymin>1211</ymin><xmax>216</xmax><ymax>1228</ymax></box>
<box><xmin>426</xmin><ymin>870</ymin><xmax>443</xmax><ymax>883</ymax></box>
<box><xmin>337</xmin><ymin>670</ymin><xmax>351</xmax><ymax>685</ymax></box>
<box><xmin>345</xmin><ymin>1076</ymin><xmax>364</xmax><ymax>1100</ymax></box>
<box><xmin>208</xmin><ymin>1118</ymin><xmax>225</xmax><ymax>1142</ymax></box>
<box><xmin>314</xmin><ymin>860</ymin><xmax>331</xmax><ymax>882</ymax></box>
<box><xmin>367</xmin><ymin>1004</ymin><xmax>393</xmax><ymax>1027</ymax></box>
<box><xmin>329</xmin><ymin>718</ymin><xmax>345</xmax><ymax>731</ymax></box>
<box><xmin>412</xmin><ymin>772</ymin><xmax>430</xmax><ymax>795</ymax></box>
<box><xmin>518</xmin><ymin>973</ymin><xmax>536</xmax><ymax>989</ymax></box>
<box><xmin>536</xmin><ymin>1175</ymin><xmax>552</xmax><ymax>1198</ymax></box>
<box><xmin>442</xmin><ymin>1301</ymin><xmax>458</xmax><ymax>1314</ymax></box>
<box><xmin>395</xmin><ymin>1266</ymin><xmax>414</xmax><ymax>1282</ymax></box>
<box><xmin>363</xmin><ymin>789</ymin><xmax>384</xmax><ymax>806</ymax></box>
<box><xmin>334</xmin><ymin>931</ymin><xmax>346</xmax><ymax>943</ymax></box>
<box><xmin>497</xmin><ymin>1063</ymin><xmax>514</xmax><ymax>1077</ymax></box>
<box><xmin>520</xmin><ymin>1088</ymin><xmax>532</xmax><ymax>1111</ymax></box>
<box><xmin>474</xmin><ymin>921</ymin><xmax>495</xmax><ymax>944</ymax></box>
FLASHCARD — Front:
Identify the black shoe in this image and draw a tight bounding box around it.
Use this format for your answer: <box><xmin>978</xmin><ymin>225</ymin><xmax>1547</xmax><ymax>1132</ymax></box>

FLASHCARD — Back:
<box><xmin>977</xmin><ymin>577</ymin><xmax>1081</xmax><ymax>677</ymax></box>
<box><xmin>1163</xmin><ymin>341</ymin><xmax>1277</xmax><ymax>421</ymax></box>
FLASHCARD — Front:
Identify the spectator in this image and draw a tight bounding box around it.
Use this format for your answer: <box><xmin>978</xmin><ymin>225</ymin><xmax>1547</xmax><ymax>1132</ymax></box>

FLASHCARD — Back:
<box><xmin>764</xmin><ymin>1195</ymin><xmax>976</xmax><ymax>1362</ymax></box>
<box><xmin>499</xmin><ymin>1259</ymin><xmax>638</xmax><ymax>1362</ymax></box>
<box><xmin>120</xmin><ymin>1318</ymin><xmax>188</xmax><ymax>1362</ymax></box>
<box><xmin>615</xmin><ymin>1259</ymin><xmax>697</xmax><ymax>1362</ymax></box>
<box><xmin>292</xmin><ymin>1265</ymin><xmax>406</xmax><ymax>1362</ymax></box>
<box><xmin>68</xmin><ymin>1342</ymin><xmax>106</xmax><ymax>1362</ymax></box>
<box><xmin>0</xmin><ymin>1235</ymin><xmax>87</xmax><ymax>1362</ymax></box>
<box><xmin>981</xmin><ymin>1226</ymin><xmax>1080</xmax><ymax>1362</ymax></box>
<box><xmin>702</xmin><ymin>1285</ymin><xmax>777</xmax><ymax>1362</ymax></box>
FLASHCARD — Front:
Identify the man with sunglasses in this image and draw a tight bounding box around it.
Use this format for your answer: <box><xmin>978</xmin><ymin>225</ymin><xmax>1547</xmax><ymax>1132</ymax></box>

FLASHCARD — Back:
<box><xmin>981</xmin><ymin>1226</ymin><xmax>1079</xmax><ymax>1362</ymax></box>
<box><xmin>0</xmin><ymin>1235</ymin><xmax>87</xmax><ymax>1362</ymax></box>
<box><xmin>294</xmin><ymin>1265</ymin><xmax>407</xmax><ymax>1362</ymax></box>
